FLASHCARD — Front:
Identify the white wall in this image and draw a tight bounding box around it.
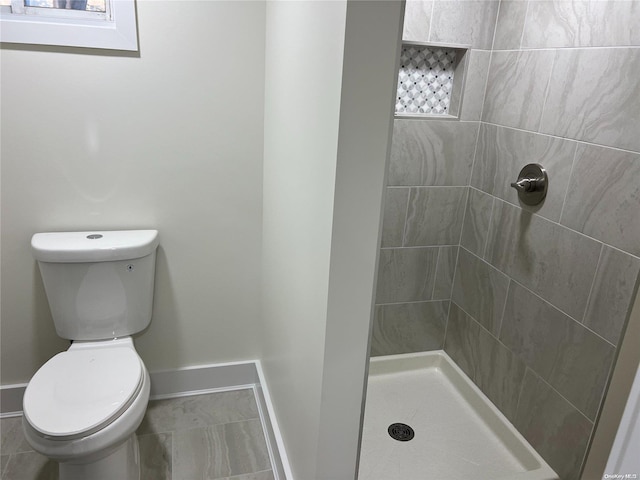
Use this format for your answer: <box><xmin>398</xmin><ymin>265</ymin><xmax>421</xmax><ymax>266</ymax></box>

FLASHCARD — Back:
<box><xmin>262</xmin><ymin>1</ymin><xmax>403</xmax><ymax>478</ymax></box>
<box><xmin>262</xmin><ymin>2</ymin><xmax>347</xmax><ymax>477</ymax></box>
<box><xmin>0</xmin><ymin>1</ymin><xmax>266</xmax><ymax>385</ymax></box>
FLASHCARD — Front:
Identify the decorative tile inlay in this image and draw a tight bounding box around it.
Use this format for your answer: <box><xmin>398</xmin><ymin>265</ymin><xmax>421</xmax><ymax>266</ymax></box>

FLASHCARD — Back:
<box><xmin>396</xmin><ymin>45</ymin><xmax>457</xmax><ymax>115</ymax></box>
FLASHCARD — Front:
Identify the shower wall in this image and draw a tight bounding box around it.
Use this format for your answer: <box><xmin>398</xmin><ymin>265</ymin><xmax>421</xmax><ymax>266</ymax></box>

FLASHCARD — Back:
<box><xmin>446</xmin><ymin>2</ymin><xmax>640</xmax><ymax>479</ymax></box>
<box><xmin>373</xmin><ymin>1</ymin><xmax>640</xmax><ymax>479</ymax></box>
<box><xmin>372</xmin><ymin>0</ymin><xmax>498</xmax><ymax>356</ymax></box>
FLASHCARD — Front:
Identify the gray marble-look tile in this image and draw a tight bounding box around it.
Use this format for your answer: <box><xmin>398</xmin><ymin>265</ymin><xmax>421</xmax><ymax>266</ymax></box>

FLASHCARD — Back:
<box><xmin>137</xmin><ymin>389</ymin><xmax>259</xmax><ymax>435</ymax></box>
<box><xmin>388</xmin><ymin>120</ymin><xmax>478</xmax><ymax>187</ymax></box>
<box><xmin>172</xmin><ymin>419</ymin><xmax>270</xmax><ymax>480</ymax></box>
<box><xmin>433</xmin><ymin>245</ymin><xmax>458</xmax><ymax>300</ymax></box>
<box><xmin>452</xmin><ymin>248</ymin><xmax>509</xmax><ymax>336</ymax></box>
<box><xmin>459</xmin><ymin>50</ymin><xmax>491</xmax><ymax>121</ymax></box>
<box><xmin>376</xmin><ymin>247</ymin><xmax>438</xmax><ymax>304</ymax></box>
<box><xmin>404</xmin><ymin>187</ymin><xmax>467</xmax><ymax>246</ymax></box>
<box><xmin>429</xmin><ymin>0</ymin><xmax>500</xmax><ymax>50</ymax></box>
<box><xmin>471</xmin><ymin>123</ymin><xmax>577</xmax><ymax>222</ymax></box>
<box><xmin>492</xmin><ymin>0</ymin><xmax>528</xmax><ymax>50</ymax></box>
<box><xmin>584</xmin><ymin>246</ymin><xmax>640</xmax><ymax>346</ymax></box>
<box><xmin>1</xmin><ymin>455</ymin><xmax>9</xmax><ymax>477</ymax></box>
<box><xmin>402</xmin><ymin>0</ymin><xmax>433</xmax><ymax>43</ymax></box>
<box><xmin>522</xmin><ymin>0</ymin><xmax>640</xmax><ymax>49</ymax></box>
<box><xmin>514</xmin><ymin>369</ymin><xmax>593</xmax><ymax>480</ymax></box>
<box><xmin>138</xmin><ymin>432</ymin><xmax>172</xmax><ymax>480</ymax></box>
<box><xmin>1</xmin><ymin>451</ymin><xmax>58</xmax><ymax>480</ymax></box>
<box><xmin>485</xmin><ymin>199</ymin><xmax>601</xmax><ymax>321</ymax></box>
<box><xmin>460</xmin><ymin>188</ymin><xmax>493</xmax><ymax>257</ymax></box>
<box><xmin>540</xmin><ymin>49</ymin><xmax>640</xmax><ymax>152</ymax></box>
<box><xmin>225</xmin><ymin>471</ymin><xmax>275</xmax><ymax>480</ymax></box>
<box><xmin>0</xmin><ymin>417</ymin><xmax>33</xmax><ymax>455</ymax></box>
<box><xmin>482</xmin><ymin>50</ymin><xmax>555</xmax><ymax>131</ymax></box>
<box><xmin>381</xmin><ymin>187</ymin><xmax>409</xmax><ymax>248</ymax></box>
<box><xmin>501</xmin><ymin>281</ymin><xmax>615</xmax><ymax>420</ymax></box>
<box><xmin>371</xmin><ymin>301</ymin><xmax>449</xmax><ymax>356</ymax></box>
<box><xmin>444</xmin><ymin>303</ymin><xmax>527</xmax><ymax>422</ymax></box>
<box><xmin>560</xmin><ymin>144</ymin><xmax>640</xmax><ymax>256</ymax></box>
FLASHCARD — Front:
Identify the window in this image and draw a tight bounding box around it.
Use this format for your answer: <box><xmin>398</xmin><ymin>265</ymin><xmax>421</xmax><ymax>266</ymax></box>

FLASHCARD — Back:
<box><xmin>0</xmin><ymin>0</ymin><xmax>138</xmax><ymax>51</ymax></box>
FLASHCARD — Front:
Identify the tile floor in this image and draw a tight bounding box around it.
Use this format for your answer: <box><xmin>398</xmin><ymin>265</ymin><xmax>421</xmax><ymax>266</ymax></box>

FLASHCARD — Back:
<box><xmin>0</xmin><ymin>388</ymin><xmax>275</xmax><ymax>480</ymax></box>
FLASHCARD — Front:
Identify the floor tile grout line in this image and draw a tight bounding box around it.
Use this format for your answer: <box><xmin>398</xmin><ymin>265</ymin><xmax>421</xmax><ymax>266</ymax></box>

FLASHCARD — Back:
<box><xmin>139</xmin><ymin>416</ymin><xmax>263</xmax><ymax>438</ymax></box>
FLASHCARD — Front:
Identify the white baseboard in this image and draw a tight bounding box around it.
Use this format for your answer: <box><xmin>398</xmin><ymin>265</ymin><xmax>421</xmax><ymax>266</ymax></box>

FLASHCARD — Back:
<box><xmin>0</xmin><ymin>383</ymin><xmax>26</xmax><ymax>417</ymax></box>
<box><xmin>0</xmin><ymin>360</ymin><xmax>292</xmax><ymax>480</ymax></box>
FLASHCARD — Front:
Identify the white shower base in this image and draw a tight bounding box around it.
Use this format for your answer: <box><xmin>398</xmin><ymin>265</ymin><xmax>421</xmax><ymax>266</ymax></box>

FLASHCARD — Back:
<box><xmin>358</xmin><ymin>351</ymin><xmax>558</xmax><ymax>480</ymax></box>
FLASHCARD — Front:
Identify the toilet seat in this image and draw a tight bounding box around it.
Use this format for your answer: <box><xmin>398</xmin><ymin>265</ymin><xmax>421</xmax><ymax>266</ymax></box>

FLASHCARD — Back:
<box><xmin>23</xmin><ymin>347</ymin><xmax>143</xmax><ymax>440</ymax></box>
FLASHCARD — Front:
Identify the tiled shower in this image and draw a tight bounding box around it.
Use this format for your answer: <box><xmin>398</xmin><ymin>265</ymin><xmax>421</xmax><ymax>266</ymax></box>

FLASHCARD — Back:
<box><xmin>371</xmin><ymin>1</ymin><xmax>640</xmax><ymax>479</ymax></box>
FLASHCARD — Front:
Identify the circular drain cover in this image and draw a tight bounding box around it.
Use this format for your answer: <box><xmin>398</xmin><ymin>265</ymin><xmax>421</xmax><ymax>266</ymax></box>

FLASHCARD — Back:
<box><xmin>388</xmin><ymin>423</ymin><xmax>414</xmax><ymax>442</ymax></box>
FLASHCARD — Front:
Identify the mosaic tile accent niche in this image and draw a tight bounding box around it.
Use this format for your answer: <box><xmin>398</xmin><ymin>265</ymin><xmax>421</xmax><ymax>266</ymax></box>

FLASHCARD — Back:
<box><xmin>396</xmin><ymin>44</ymin><xmax>461</xmax><ymax>116</ymax></box>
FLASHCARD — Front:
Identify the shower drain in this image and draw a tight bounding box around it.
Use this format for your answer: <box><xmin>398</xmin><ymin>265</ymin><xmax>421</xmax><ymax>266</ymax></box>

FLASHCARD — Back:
<box><xmin>388</xmin><ymin>423</ymin><xmax>414</xmax><ymax>442</ymax></box>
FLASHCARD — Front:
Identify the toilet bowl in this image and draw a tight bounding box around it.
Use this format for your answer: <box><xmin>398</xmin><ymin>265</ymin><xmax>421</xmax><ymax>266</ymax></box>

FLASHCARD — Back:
<box><xmin>23</xmin><ymin>338</ymin><xmax>150</xmax><ymax>480</ymax></box>
<box><xmin>23</xmin><ymin>230</ymin><xmax>159</xmax><ymax>480</ymax></box>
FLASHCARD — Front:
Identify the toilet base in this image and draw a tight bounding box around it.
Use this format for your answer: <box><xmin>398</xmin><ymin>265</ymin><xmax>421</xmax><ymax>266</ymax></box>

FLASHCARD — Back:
<box><xmin>59</xmin><ymin>435</ymin><xmax>140</xmax><ymax>480</ymax></box>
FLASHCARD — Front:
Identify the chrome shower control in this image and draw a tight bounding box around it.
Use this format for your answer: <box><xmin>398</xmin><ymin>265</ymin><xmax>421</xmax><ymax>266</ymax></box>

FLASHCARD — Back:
<box><xmin>510</xmin><ymin>163</ymin><xmax>548</xmax><ymax>206</ymax></box>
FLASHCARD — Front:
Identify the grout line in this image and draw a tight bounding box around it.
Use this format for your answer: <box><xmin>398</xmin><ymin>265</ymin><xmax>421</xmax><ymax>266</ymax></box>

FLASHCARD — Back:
<box><xmin>485</xmin><ymin>194</ymin><xmax>640</xmax><ymax>262</ymax></box>
<box><xmin>513</xmin><ymin>367</ymin><xmax>529</xmax><ymax>424</ymax></box>
<box><xmin>480</xmin><ymin>120</ymin><xmax>640</xmax><ymax>156</ymax></box>
<box><xmin>558</xmin><ymin>143</ymin><xmax>580</xmax><ymax>226</ymax></box>
<box><xmin>492</xmin><ymin>45</ymin><xmax>640</xmax><ymax>52</ymax></box>
<box><xmin>427</xmin><ymin>0</ymin><xmax>435</xmax><ymax>43</ymax></box>
<box><xmin>228</xmin><ymin>469</ymin><xmax>275</xmax><ymax>480</ymax></box>
<box><xmin>489</xmin><ymin>0</ymin><xmax>502</xmax><ymax>52</ymax></box>
<box><xmin>401</xmin><ymin>187</ymin><xmax>412</xmax><ymax>247</ymax></box>
<box><xmin>430</xmin><ymin>247</ymin><xmax>442</xmax><ymax>300</ymax></box>
<box><xmin>525</xmin><ymin>367</ymin><xmax>595</xmax><ymax>424</ymax></box>
<box><xmin>456</xmin><ymin>186</ymin><xmax>471</xmax><ymax>247</ymax></box>
<box><xmin>581</xmin><ymin>244</ymin><xmax>605</xmax><ymax>324</ymax></box>
<box><xmin>478</xmin><ymin>50</ymin><xmax>493</xmax><ymax>122</ymax></box>
<box><xmin>536</xmin><ymin>51</ymin><xmax>557</xmax><ymax>133</ymax></box>
<box><xmin>496</xmin><ymin>279</ymin><xmax>512</xmax><ymax>339</ymax></box>
<box><xmin>459</xmin><ymin>242</ymin><xmax>616</xmax><ymax>347</ymax></box>
<box><xmin>375</xmin><ymin>299</ymin><xmax>450</xmax><ymax>307</ymax></box>
<box><xmin>389</xmin><ymin>185</ymin><xmax>473</xmax><ymax>189</ymax></box>
<box><xmin>482</xmin><ymin>195</ymin><xmax>497</xmax><ymax>260</ymax></box>
<box><xmin>469</xmin><ymin>120</ymin><xmax>483</xmax><ymax>190</ymax></box>
<box><xmin>442</xmin><ymin>299</ymin><xmax>453</xmax><ymax>349</ymax></box>
<box><xmin>518</xmin><ymin>0</ymin><xmax>530</xmax><ymax>49</ymax></box>
<box><xmin>509</xmin><ymin>277</ymin><xmax>616</xmax><ymax>348</ymax></box>
<box><xmin>380</xmin><ymin>244</ymin><xmax>458</xmax><ymax>250</ymax></box>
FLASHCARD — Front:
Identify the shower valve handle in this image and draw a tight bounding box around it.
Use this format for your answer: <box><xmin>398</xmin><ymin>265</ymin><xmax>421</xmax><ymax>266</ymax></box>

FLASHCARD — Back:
<box><xmin>510</xmin><ymin>163</ymin><xmax>548</xmax><ymax>206</ymax></box>
<box><xmin>510</xmin><ymin>178</ymin><xmax>540</xmax><ymax>193</ymax></box>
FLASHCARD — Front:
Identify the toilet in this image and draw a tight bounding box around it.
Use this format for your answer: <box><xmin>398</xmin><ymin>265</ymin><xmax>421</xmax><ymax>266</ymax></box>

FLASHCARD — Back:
<box><xmin>22</xmin><ymin>230</ymin><xmax>159</xmax><ymax>480</ymax></box>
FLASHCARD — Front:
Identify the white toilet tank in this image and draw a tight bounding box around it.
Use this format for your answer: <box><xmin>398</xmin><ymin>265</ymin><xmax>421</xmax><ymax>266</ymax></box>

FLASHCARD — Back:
<box><xmin>32</xmin><ymin>230</ymin><xmax>159</xmax><ymax>341</ymax></box>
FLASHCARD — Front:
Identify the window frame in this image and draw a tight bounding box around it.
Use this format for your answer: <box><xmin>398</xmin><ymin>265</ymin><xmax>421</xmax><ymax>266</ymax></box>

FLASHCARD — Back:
<box><xmin>0</xmin><ymin>0</ymin><xmax>138</xmax><ymax>51</ymax></box>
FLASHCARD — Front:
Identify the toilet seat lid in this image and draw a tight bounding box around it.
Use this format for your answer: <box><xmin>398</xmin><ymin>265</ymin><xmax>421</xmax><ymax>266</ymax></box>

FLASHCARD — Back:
<box><xmin>23</xmin><ymin>347</ymin><xmax>143</xmax><ymax>438</ymax></box>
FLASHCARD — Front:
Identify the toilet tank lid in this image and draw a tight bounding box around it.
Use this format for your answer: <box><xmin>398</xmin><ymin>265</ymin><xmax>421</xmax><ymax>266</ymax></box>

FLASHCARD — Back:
<box><xmin>32</xmin><ymin>230</ymin><xmax>159</xmax><ymax>263</ymax></box>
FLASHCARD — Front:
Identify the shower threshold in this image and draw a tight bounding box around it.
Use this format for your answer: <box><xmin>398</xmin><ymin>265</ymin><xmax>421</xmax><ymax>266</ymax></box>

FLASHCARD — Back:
<box><xmin>358</xmin><ymin>351</ymin><xmax>559</xmax><ymax>480</ymax></box>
